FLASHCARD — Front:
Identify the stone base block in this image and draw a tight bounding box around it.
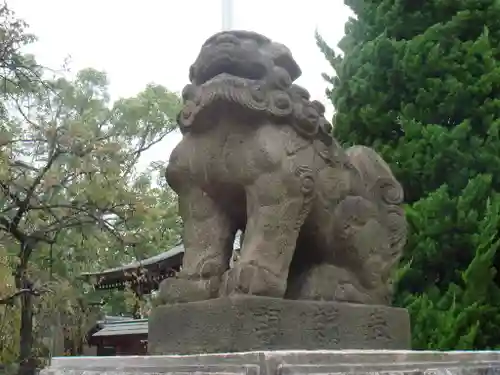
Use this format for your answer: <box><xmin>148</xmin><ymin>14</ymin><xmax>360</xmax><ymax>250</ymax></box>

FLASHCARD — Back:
<box><xmin>41</xmin><ymin>350</ymin><xmax>500</xmax><ymax>375</ymax></box>
<box><xmin>147</xmin><ymin>296</ymin><xmax>410</xmax><ymax>354</ymax></box>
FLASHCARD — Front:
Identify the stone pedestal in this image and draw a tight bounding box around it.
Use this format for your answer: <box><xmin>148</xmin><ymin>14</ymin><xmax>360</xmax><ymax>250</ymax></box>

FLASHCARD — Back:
<box><xmin>148</xmin><ymin>296</ymin><xmax>411</xmax><ymax>354</ymax></box>
<box><xmin>40</xmin><ymin>350</ymin><xmax>500</xmax><ymax>375</ymax></box>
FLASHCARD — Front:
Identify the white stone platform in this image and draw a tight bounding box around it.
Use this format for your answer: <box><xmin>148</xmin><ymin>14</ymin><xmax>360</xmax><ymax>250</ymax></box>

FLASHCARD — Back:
<box><xmin>40</xmin><ymin>350</ymin><xmax>500</xmax><ymax>375</ymax></box>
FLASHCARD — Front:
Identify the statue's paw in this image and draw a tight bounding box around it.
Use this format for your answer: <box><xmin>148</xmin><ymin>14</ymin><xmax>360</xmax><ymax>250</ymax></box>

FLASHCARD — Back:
<box><xmin>288</xmin><ymin>263</ymin><xmax>385</xmax><ymax>305</ymax></box>
<box><xmin>219</xmin><ymin>262</ymin><xmax>286</xmax><ymax>298</ymax></box>
<box><xmin>156</xmin><ymin>275</ymin><xmax>218</xmax><ymax>305</ymax></box>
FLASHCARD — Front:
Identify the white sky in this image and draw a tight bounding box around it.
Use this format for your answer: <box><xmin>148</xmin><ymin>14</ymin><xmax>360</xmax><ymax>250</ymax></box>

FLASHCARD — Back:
<box><xmin>11</xmin><ymin>0</ymin><xmax>351</xmax><ymax>167</ymax></box>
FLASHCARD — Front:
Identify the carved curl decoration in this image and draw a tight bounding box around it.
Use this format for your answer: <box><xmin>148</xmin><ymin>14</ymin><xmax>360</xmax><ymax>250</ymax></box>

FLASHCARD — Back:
<box><xmin>178</xmin><ymin>78</ymin><xmax>332</xmax><ymax>143</ymax></box>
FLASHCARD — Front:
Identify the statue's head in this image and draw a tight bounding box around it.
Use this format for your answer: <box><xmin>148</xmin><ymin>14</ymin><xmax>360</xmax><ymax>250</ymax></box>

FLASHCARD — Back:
<box><xmin>189</xmin><ymin>30</ymin><xmax>301</xmax><ymax>86</ymax></box>
<box><xmin>178</xmin><ymin>31</ymin><xmax>332</xmax><ymax>142</ymax></box>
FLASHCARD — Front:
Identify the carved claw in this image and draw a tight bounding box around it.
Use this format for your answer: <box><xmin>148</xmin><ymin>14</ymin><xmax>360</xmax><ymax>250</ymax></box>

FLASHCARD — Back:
<box><xmin>156</xmin><ymin>275</ymin><xmax>219</xmax><ymax>305</ymax></box>
<box><xmin>219</xmin><ymin>262</ymin><xmax>286</xmax><ymax>298</ymax></box>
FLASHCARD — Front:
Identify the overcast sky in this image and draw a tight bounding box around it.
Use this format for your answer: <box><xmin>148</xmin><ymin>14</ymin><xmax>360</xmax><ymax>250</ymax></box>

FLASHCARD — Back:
<box><xmin>11</xmin><ymin>0</ymin><xmax>351</xmax><ymax>167</ymax></box>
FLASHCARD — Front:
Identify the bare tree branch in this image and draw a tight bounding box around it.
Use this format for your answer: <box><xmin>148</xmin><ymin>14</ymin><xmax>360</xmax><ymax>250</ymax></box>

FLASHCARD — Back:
<box><xmin>11</xmin><ymin>149</ymin><xmax>62</xmax><ymax>227</ymax></box>
<box><xmin>0</xmin><ymin>288</ymin><xmax>44</xmax><ymax>305</ymax></box>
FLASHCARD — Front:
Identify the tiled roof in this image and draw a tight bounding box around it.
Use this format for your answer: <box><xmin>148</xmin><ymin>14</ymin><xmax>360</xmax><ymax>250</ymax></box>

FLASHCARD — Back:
<box><xmin>81</xmin><ymin>245</ymin><xmax>184</xmax><ymax>277</ymax></box>
<box><xmin>92</xmin><ymin>319</ymin><xmax>148</xmax><ymax>337</ymax></box>
<box><xmin>81</xmin><ymin>231</ymin><xmax>242</xmax><ymax>277</ymax></box>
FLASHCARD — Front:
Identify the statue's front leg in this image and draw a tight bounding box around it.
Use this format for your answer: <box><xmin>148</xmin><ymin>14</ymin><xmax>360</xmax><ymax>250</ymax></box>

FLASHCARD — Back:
<box><xmin>158</xmin><ymin>186</ymin><xmax>234</xmax><ymax>304</ymax></box>
<box><xmin>220</xmin><ymin>166</ymin><xmax>314</xmax><ymax>298</ymax></box>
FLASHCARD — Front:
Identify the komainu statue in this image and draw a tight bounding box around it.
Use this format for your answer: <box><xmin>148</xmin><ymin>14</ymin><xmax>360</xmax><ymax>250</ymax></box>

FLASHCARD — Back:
<box><xmin>159</xmin><ymin>30</ymin><xmax>406</xmax><ymax>306</ymax></box>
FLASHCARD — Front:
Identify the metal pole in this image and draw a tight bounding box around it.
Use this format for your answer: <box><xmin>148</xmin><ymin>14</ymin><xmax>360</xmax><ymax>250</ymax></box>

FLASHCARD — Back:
<box><xmin>221</xmin><ymin>0</ymin><xmax>233</xmax><ymax>31</ymax></box>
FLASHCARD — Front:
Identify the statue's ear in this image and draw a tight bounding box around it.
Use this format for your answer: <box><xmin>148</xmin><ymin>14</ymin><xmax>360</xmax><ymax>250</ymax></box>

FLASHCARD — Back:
<box><xmin>268</xmin><ymin>42</ymin><xmax>302</xmax><ymax>81</ymax></box>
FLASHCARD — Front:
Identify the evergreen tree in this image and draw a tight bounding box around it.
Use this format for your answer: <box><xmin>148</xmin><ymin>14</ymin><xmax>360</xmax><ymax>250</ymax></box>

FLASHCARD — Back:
<box><xmin>318</xmin><ymin>0</ymin><xmax>500</xmax><ymax>349</ymax></box>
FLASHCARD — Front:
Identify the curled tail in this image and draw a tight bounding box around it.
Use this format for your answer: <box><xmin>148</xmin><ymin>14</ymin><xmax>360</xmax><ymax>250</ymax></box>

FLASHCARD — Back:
<box><xmin>345</xmin><ymin>145</ymin><xmax>407</xmax><ymax>279</ymax></box>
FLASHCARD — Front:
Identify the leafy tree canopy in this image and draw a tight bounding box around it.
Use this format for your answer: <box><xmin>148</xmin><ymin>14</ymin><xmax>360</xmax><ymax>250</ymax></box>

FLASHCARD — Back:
<box><xmin>0</xmin><ymin>4</ymin><xmax>182</xmax><ymax>372</ymax></box>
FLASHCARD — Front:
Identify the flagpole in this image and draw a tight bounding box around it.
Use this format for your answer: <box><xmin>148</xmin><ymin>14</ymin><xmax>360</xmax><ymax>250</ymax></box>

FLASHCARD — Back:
<box><xmin>221</xmin><ymin>0</ymin><xmax>233</xmax><ymax>31</ymax></box>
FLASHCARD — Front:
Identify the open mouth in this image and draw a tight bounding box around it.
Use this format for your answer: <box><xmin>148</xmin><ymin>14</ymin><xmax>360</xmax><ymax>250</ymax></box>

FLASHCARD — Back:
<box><xmin>196</xmin><ymin>55</ymin><xmax>267</xmax><ymax>85</ymax></box>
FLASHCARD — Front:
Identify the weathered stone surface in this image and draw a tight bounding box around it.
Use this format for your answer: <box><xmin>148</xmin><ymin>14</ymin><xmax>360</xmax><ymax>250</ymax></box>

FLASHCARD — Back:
<box><xmin>158</xmin><ymin>29</ymin><xmax>407</xmax><ymax>307</ymax></box>
<box><xmin>148</xmin><ymin>296</ymin><xmax>410</xmax><ymax>355</ymax></box>
<box><xmin>40</xmin><ymin>350</ymin><xmax>500</xmax><ymax>375</ymax></box>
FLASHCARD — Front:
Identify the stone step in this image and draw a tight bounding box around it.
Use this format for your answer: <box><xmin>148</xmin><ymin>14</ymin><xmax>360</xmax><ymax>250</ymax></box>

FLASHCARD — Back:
<box><xmin>40</xmin><ymin>350</ymin><xmax>500</xmax><ymax>375</ymax></box>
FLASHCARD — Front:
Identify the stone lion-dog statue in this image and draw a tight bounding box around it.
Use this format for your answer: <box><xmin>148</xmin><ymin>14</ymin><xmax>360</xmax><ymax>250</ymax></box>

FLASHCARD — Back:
<box><xmin>158</xmin><ymin>30</ymin><xmax>407</xmax><ymax>306</ymax></box>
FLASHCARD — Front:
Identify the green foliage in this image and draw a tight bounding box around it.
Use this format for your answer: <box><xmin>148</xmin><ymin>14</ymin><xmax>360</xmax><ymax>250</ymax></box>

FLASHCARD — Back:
<box><xmin>319</xmin><ymin>0</ymin><xmax>500</xmax><ymax>348</ymax></box>
<box><xmin>0</xmin><ymin>4</ymin><xmax>182</xmax><ymax>370</ymax></box>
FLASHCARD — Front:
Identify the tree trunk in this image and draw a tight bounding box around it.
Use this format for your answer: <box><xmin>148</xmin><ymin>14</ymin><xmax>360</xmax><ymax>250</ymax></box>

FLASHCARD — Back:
<box><xmin>18</xmin><ymin>291</ymin><xmax>34</xmax><ymax>375</ymax></box>
<box><xmin>16</xmin><ymin>244</ymin><xmax>35</xmax><ymax>375</ymax></box>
